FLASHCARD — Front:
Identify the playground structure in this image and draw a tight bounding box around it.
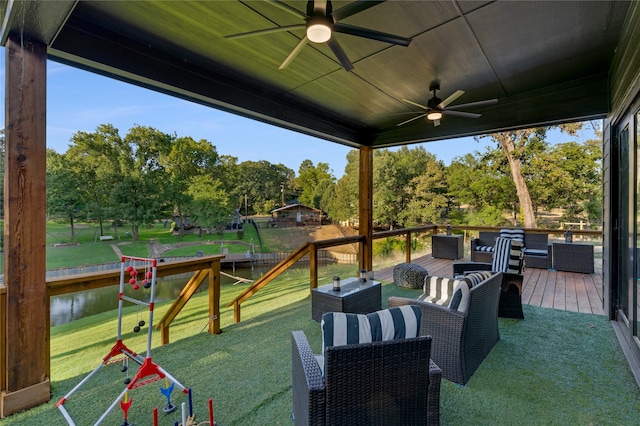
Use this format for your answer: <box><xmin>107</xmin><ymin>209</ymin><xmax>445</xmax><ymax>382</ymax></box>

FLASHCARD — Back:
<box><xmin>56</xmin><ymin>256</ymin><xmax>197</xmax><ymax>425</ymax></box>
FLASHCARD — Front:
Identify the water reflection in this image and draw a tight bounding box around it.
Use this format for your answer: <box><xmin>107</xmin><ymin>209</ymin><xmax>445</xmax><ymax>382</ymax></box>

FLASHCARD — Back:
<box><xmin>50</xmin><ymin>268</ymin><xmax>257</xmax><ymax>326</ymax></box>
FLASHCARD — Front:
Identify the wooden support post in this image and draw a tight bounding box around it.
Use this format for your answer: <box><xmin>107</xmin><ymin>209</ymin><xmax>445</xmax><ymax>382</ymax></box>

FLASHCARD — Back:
<box><xmin>160</xmin><ymin>323</ymin><xmax>170</xmax><ymax>346</ymax></box>
<box><xmin>234</xmin><ymin>301</ymin><xmax>241</xmax><ymax>324</ymax></box>
<box><xmin>406</xmin><ymin>232</ymin><xmax>412</xmax><ymax>263</ymax></box>
<box><xmin>359</xmin><ymin>146</ymin><xmax>373</xmax><ymax>273</ymax></box>
<box><xmin>1</xmin><ymin>35</ymin><xmax>50</xmax><ymax>417</ymax></box>
<box><xmin>309</xmin><ymin>243</ymin><xmax>318</xmax><ymax>289</ymax></box>
<box><xmin>208</xmin><ymin>261</ymin><xmax>221</xmax><ymax>335</ymax></box>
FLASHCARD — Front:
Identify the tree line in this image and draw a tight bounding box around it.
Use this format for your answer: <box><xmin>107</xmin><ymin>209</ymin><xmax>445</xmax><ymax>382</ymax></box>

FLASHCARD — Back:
<box><xmin>31</xmin><ymin>122</ymin><xmax>601</xmax><ymax>240</ymax></box>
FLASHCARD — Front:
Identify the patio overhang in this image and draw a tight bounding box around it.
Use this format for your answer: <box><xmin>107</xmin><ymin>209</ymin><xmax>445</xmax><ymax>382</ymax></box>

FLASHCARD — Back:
<box><xmin>0</xmin><ymin>1</ymin><xmax>629</xmax><ymax>148</ymax></box>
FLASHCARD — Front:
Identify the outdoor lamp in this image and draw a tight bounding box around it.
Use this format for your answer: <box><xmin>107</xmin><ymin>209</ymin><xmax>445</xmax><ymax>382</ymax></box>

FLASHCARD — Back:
<box><xmin>359</xmin><ymin>269</ymin><xmax>367</xmax><ymax>282</ymax></box>
<box><xmin>427</xmin><ymin>111</ymin><xmax>443</xmax><ymax>121</ymax></box>
<box><xmin>333</xmin><ymin>276</ymin><xmax>341</xmax><ymax>291</ymax></box>
<box><xmin>307</xmin><ymin>16</ymin><xmax>332</xmax><ymax>43</ymax></box>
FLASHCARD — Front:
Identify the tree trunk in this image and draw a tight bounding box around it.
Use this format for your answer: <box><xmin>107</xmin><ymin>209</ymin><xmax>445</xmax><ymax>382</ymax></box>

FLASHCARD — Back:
<box><xmin>69</xmin><ymin>213</ymin><xmax>75</xmax><ymax>237</ymax></box>
<box><xmin>495</xmin><ymin>132</ymin><xmax>537</xmax><ymax>228</ymax></box>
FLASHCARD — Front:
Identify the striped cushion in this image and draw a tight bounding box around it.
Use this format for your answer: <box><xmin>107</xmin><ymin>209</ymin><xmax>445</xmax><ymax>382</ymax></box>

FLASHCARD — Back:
<box><xmin>320</xmin><ymin>306</ymin><xmax>421</xmax><ymax>359</ymax></box>
<box><xmin>462</xmin><ymin>271</ymin><xmax>494</xmax><ymax>287</ymax></box>
<box><xmin>448</xmin><ymin>280</ymin><xmax>471</xmax><ymax>312</ymax></box>
<box><xmin>499</xmin><ymin>228</ymin><xmax>525</xmax><ymax>244</ymax></box>
<box><xmin>524</xmin><ymin>248</ymin><xmax>547</xmax><ymax>256</ymax></box>
<box><xmin>418</xmin><ymin>276</ymin><xmax>460</xmax><ymax>305</ymax></box>
<box><xmin>492</xmin><ymin>237</ymin><xmax>524</xmax><ymax>274</ymax></box>
<box><xmin>475</xmin><ymin>245</ymin><xmax>494</xmax><ymax>252</ymax></box>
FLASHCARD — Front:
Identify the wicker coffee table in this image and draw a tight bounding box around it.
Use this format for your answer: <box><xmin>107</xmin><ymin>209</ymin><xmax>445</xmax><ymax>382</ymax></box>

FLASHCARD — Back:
<box><xmin>311</xmin><ymin>277</ymin><xmax>381</xmax><ymax>321</ymax></box>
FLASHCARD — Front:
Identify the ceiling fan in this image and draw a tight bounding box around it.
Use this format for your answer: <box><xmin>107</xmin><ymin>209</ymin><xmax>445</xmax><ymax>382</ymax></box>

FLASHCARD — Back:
<box><xmin>224</xmin><ymin>0</ymin><xmax>411</xmax><ymax>71</ymax></box>
<box><xmin>398</xmin><ymin>82</ymin><xmax>498</xmax><ymax>127</ymax></box>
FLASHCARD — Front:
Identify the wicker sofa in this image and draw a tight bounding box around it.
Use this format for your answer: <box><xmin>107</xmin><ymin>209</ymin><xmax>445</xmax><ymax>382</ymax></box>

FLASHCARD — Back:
<box><xmin>388</xmin><ymin>271</ymin><xmax>502</xmax><ymax>385</ymax></box>
<box><xmin>471</xmin><ymin>230</ymin><xmax>549</xmax><ymax>268</ymax></box>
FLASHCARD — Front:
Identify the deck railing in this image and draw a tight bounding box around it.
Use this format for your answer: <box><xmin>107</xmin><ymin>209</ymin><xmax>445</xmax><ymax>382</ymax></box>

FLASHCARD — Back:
<box><xmin>225</xmin><ymin>224</ymin><xmax>603</xmax><ymax>323</ymax></box>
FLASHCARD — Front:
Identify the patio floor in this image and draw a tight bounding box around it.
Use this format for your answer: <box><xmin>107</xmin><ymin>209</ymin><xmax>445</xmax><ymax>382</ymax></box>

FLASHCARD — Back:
<box><xmin>375</xmin><ymin>253</ymin><xmax>605</xmax><ymax>315</ymax></box>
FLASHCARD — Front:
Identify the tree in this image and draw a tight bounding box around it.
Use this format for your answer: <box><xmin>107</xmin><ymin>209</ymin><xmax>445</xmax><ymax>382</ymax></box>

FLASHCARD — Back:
<box><xmin>328</xmin><ymin>150</ymin><xmax>359</xmax><ymax>224</ymax></box>
<box><xmin>160</xmin><ymin>135</ymin><xmax>219</xmax><ymax>236</ymax></box>
<box><xmin>296</xmin><ymin>160</ymin><xmax>335</xmax><ymax>210</ymax></box>
<box><xmin>46</xmin><ymin>150</ymin><xmax>86</xmax><ymax>237</ymax></box>
<box><xmin>373</xmin><ymin>146</ymin><xmax>441</xmax><ymax>228</ymax></box>
<box><xmin>399</xmin><ymin>156</ymin><xmax>448</xmax><ymax>226</ymax></box>
<box><xmin>187</xmin><ymin>175</ymin><xmax>230</xmax><ymax>233</ymax></box>
<box><xmin>114</xmin><ymin>125</ymin><xmax>172</xmax><ymax>240</ymax></box>
<box><xmin>66</xmin><ymin>124</ymin><xmax>125</xmax><ymax>235</ymax></box>
<box><xmin>478</xmin><ymin>124</ymin><xmax>584</xmax><ymax>228</ymax></box>
<box><xmin>234</xmin><ymin>161</ymin><xmax>295</xmax><ymax>215</ymax></box>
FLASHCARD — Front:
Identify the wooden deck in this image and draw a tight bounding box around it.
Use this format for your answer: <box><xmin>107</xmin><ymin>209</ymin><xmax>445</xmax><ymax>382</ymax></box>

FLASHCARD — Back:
<box><xmin>375</xmin><ymin>254</ymin><xmax>605</xmax><ymax>316</ymax></box>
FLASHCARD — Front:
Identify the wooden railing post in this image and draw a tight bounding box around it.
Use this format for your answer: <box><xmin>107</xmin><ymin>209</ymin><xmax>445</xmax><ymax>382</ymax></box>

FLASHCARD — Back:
<box><xmin>234</xmin><ymin>301</ymin><xmax>241</xmax><ymax>323</ymax></box>
<box><xmin>160</xmin><ymin>323</ymin><xmax>170</xmax><ymax>346</ymax></box>
<box><xmin>209</xmin><ymin>260</ymin><xmax>221</xmax><ymax>335</ymax></box>
<box><xmin>406</xmin><ymin>231</ymin><xmax>412</xmax><ymax>263</ymax></box>
<box><xmin>309</xmin><ymin>243</ymin><xmax>318</xmax><ymax>289</ymax></box>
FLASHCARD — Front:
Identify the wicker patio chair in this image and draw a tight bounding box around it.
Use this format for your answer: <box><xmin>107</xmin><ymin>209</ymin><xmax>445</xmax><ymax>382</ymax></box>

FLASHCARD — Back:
<box><xmin>453</xmin><ymin>236</ymin><xmax>525</xmax><ymax>319</ymax></box>
<box><xmin>388</xmin><ymin>272</ymin><xmax>502</xmax><ymax>385</ymax></box>
<box><xmin>291</xmin><ymin>307</ymin><xmax>442</xmax><ymax>425</ymax></box>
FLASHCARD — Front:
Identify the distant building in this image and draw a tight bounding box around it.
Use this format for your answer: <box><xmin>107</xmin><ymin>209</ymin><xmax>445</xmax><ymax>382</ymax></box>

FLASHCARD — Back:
<box><xmin>270</xmin><ymin>202</ymin><xmax>322</xmax><ymax>227</ymax></box>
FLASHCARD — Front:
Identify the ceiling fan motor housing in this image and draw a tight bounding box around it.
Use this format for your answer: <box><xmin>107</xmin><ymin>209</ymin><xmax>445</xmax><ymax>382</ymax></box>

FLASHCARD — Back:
<box><xmin>427</xmin><ymin>96</ymin><xmax>441</xmax><ymax>109</ymax></box>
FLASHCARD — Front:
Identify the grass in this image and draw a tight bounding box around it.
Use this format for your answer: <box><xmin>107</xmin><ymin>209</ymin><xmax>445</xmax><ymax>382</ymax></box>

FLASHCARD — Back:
<box><xmin>4</xmin><ymin>263</ymin><xmax>639</xmax><ymax>425</ymax></box>
<box><xmin>42</xmin><ymin>221</ymin><xmax>262</xmax><ymax>270</ymax></box>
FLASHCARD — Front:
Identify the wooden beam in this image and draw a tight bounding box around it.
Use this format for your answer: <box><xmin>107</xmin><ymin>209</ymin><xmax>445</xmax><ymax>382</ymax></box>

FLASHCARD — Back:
<box><xmin>2</xmin><ymin>34</ymin><xmax>49</xmax><ymax>416</ymax></box>
<box><xmin>359</xmin><ymin>146</ymin><xmax>373</xmax><ymax>273</ymax></box>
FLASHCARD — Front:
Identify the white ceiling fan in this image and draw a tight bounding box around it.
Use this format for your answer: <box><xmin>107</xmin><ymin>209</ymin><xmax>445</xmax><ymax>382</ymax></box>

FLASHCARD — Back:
<box><xmin>398</xmin><ymin>81</ymin><xmax>498</xmax><ymax>127</ymax></box>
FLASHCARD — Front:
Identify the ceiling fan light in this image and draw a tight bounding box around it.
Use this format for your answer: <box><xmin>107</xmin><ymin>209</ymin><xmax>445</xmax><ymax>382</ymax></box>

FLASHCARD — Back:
<box><xmin>307</xmin><ymin>16</ymin><xmax>332</xmax><ymax>43</ymax></box>
<box><xmin>427</xmin><ymin>111</ymin><xmax>443</xmax><ymax>121</ymax></box>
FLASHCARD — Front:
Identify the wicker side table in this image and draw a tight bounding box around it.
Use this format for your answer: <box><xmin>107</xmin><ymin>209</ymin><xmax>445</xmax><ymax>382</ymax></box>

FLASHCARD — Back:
<box><xmin>311</xmin><ymin>278</ymin><xmax>381</xmax><ymax>321</ymax></box>
<box><xmin>552</xmin><ymin>242</ymin><xmax>594</xmax><ymax>273</ymax></box>
<box><xmin>432</xmin><ymin>234</ymin><xmax>464</xmax><ymax>259</ymax></box>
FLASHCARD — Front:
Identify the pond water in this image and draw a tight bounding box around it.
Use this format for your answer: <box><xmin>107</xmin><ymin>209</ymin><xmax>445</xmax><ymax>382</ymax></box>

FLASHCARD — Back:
<box><xmin>50</xmin><ymin>267</ymin><xmax>260</xmax><ymax>327</ymax></box>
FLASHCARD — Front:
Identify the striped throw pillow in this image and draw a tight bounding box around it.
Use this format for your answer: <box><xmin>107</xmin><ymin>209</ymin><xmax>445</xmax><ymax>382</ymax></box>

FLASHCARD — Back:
<box><xmin>418</xmin><ymin>276</ymin><xmax>460</xmax><ymax>305</ymax></box>
<box><xmin>499</xmin><ymin>228</ymin><xmax>525</xmax><ymax>244</ymax></box>
<box><xmin>321</xmin><ymin>306</ymin><xmax>421</xmax><ymax>358</ymax></box>
<box><xmin>448</xmin><ymin>280</ymin><xmax>471</xmax><ymax>312</ymax></box>
<box><xmin>492</xmin><ymin>237</ymin><xmax>524</xmax><ymax>274</ymax></box>
<box><xmin>462</xmin><ymin>271</ymin><xmax>494</xmax><ymax>287</ymax></box>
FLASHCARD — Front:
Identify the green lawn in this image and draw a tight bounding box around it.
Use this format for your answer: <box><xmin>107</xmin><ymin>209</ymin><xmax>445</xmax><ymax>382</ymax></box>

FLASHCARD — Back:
<box><xmin>39</xmin><ymin>220</ymin><xmax>261</xmax><ymax>270</ymax></box>
<box><xmin>3</xmin><ymin>265</ymin><xmax>639</xmax><ymax>425</ymax></box>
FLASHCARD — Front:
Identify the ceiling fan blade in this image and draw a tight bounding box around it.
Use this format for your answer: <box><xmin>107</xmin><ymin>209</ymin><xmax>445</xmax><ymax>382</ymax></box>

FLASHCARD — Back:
<box><xmin>433</xmin><ymin>119</ymin><xmax>441</xmax><ymax>127</ymax></box>
<box><xmin>401</xmin><ymin>98</ymin><xmax>429</xmax><ymax>110</ymax></box>
<box><xmin>331</xmin><ymin>0</ymin><xmax>385</xmax><ymax>22</ymax></box>
<box><xmin>225</xmin><ymin>24</ymin><xmax>306</xmax><ymax>39</ymax></box>
<box><xmin>445</xmin><ymin>98</ymin><xmax>498</xmax><ymax>110</ymax></box>
<box><xmin>327</xmin><ymin>38</ymin><xmax>354</xmax><ymax>71</ymax></box>
<box><xmin>267</xmin><ymin>0</ymin><xmax>309</xmax><ymax>19</ymax></box>
<box><xmin>443</xmin><ymin>110</ymin><xmax>481</xmax><ymax>118</ymax></box>
<box><xmin>279</xmin><ymin>37</ymin><xmax>308</xmax><ymax>69</ymax></box>
<box><xmin>334</xmin><ymin>23</ymin><xmax>411</xmax><ymax>46</ymax></box>
<box><xmin>438</xmin><ymin>90</ymin><xmax>465</xmax><ymax>109</ymax></box>
<box><xmin>397</xmin><ymin>113</ymin><xmax>428</xmax><ymax>126</ymax></box>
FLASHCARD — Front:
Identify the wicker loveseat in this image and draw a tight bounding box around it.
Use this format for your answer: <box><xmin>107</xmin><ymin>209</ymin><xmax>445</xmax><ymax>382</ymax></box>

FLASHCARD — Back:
<box><xmin>388</xmin><ymin>272</ymin><xmax>502</xmax><ymax>385</ymax></box>
<box><xmin>291</xmin><ymin>306</ymin><xmax>442</xmax><ymax>425</ymax></box>
<box><xmin>471</xmin><ymin>229</ymin><xmax>549</xmax><ymax>269</ymax></box>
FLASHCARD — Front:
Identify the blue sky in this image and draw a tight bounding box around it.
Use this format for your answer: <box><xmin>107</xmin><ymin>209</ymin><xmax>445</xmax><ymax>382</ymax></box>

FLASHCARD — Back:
<box><xmin>0</xmin><ymin>49</ymin><xmax>598</xmax><ymax>178</ymax></box>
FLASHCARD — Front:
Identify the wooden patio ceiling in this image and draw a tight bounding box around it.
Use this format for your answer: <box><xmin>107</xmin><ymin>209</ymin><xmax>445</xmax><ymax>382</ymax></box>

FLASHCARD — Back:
<box><xmin>0</xmin><ymin>0</ymin><xmax>632</xmax><ymax>149</ymax></box>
